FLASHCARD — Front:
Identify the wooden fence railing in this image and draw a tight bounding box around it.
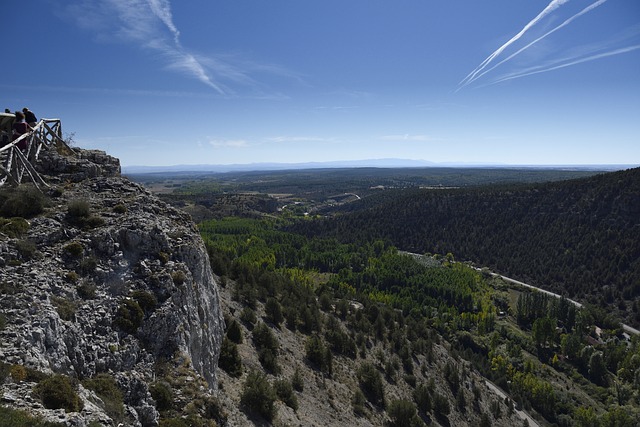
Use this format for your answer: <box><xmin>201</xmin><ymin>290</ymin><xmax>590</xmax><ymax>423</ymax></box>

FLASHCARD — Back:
<box><xmin>0</xmin><ymin>119</ymin><xmax>75</xmax><ymax>189</ymax></box>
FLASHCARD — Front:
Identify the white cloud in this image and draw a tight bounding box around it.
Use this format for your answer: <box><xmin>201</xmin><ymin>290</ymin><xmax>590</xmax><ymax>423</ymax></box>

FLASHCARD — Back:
<box><xmin>379</xmin><ymin>134</ymin><xmax>434</xmax><ymax>142</ymax></box>
<box><xmin>457</xmin><ymin>0</ymin><xmax>639</xmax><ymax>90</ymax></box>
<box><xmin>265</xmin><ymin>136</ymin><xmax>330</xmax><ymax>143</ymax></box>
<box><xmin>464</xmin><ymin>0</ymin><xmax>609</xmax><ymax>87</ymax></box>
<box><xmin>459</xmin><ymin>0</ymin><xmax>571</xmax><ymax>89</ymax></box>
<box><xmin>208</xmin><ymin>139</ymin><xmax>248</xmax><ymax>148</ymax></box>
<box><xmin>491</xmin><ymin>44</ymin><xmax>640</xmax><ymax>85</ymax></box>
<box><xmin>59</xmin><ymin>0</ymin><xmax>297</xmax><ymax>95</ymax></box>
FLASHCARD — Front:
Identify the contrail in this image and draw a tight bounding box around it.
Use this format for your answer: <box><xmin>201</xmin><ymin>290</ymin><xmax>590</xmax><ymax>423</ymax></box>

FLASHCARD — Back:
<box><xmin>144</xmin><ymin>0</ymin><xmax>225</xmax><ymax>92</ymax></box>
<box><xmin>489</xmin><ymin>44</ymin><xmax>640</xmax><ymax>85</ymax></box>
<box><xmin>147</xmin><ymin>0</ymin><xmax>181</xmax><ymax>44</ymax></box>
<box><xmin>168</xmin><ymin>50</ymin><xmax>227</xmax><ymax>94</ymax></box>
<box><xmin>458</xmin><ymin>0</ymin><xmax>570</xmax><ymax>89</ymax></box>
<box><xmin>466</xmin><ymin>0</ymin><xmax>608</xmax><ymax>86</ymax></box>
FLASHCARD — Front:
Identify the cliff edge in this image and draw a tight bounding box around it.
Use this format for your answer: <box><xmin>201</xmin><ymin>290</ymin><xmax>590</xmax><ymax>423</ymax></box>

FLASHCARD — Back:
<box><xmin>0</xmin><ymin>148</ymin><xmax>225</xmax><ymax>426</ymax></box>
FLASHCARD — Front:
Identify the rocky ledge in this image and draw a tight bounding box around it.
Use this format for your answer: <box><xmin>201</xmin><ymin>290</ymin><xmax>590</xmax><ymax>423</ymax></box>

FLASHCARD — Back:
<box><xmin>0</xmin><ymin>148</ymin><xmax>224</xmax><ymax>426</ymax></box>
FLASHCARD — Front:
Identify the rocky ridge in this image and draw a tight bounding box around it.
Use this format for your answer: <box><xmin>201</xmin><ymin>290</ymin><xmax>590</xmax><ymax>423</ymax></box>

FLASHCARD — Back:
<box><xmin>0</xmin><ymin>147</ymin><xmax>225</xmax><ymax>426</ymax></box>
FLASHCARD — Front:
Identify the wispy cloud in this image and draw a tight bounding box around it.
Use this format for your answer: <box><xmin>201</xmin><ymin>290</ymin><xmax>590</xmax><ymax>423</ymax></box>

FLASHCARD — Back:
<box><xmin>491</xmin><ymin>44</ymin><xmax>640</xmax><ymax>85</ymax></box>
<box><xmin>0</xmin><ymin>83</ymin><xmax>222</xmax><ymax>99</ymax></box>
<box><xmin>266</xmin><ymin>136</ymin><xmax>332</xmax><ymax>143</ymax></box>
<box><xmin>59</xmin><ymin>0</ymin><xmax>297</xmax><ymax>95</ymax></box>
<box><xmin>458</xmin><ymin>0</ymin><xmax>639</xmax><ymax>90</ymax></box>
<box><xmin>462</xmin><ymin>0</ymin><xmax>609</xmax><ymax>88</ymax></box>
<box><xmin>208</xmin><ymin>139</ymin><xmax>249</xmax><ymax>148</ymax></box>
<box><xmin>379</xmin><ymin>134</ymin><xmax>434</xmax><ymax>142</ymax></box>
<box><xmin>459</xmin><ymin>0</ymin><xmax>570</xmax><ymax>89</ymax></box>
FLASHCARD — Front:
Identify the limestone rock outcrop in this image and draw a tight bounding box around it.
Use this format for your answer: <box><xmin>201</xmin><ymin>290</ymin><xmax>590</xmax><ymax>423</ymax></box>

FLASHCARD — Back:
<box><xmin>0</xmin><ymin>148</ymin><xmax>225</xmax><ymax>426</ymax></box>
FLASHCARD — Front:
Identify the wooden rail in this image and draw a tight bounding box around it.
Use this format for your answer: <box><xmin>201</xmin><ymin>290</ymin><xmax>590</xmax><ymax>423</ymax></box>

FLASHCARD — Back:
<box><xmin>0</xmin><ymin>119</ymin><xmax>75</xmax><ymax>189</ymax></box>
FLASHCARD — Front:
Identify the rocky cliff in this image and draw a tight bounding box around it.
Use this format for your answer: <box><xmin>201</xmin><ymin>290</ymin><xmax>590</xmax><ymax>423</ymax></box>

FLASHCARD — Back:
<box><xmin>0</xmin><ymin>147</ymin><xmax>225</xmax><ymax>426</ymax></box>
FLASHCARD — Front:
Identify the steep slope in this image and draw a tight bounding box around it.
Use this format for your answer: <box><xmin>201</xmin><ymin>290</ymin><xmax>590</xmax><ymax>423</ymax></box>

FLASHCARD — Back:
<box><xmin>214</xmin><ymin>272</ymin><xmax>529</xmax><ymax>427</ymax></box>
<box><xmin>0</xmin><ymin>149</ymin><xmax>224</xmax><ymax>426</ymax></box>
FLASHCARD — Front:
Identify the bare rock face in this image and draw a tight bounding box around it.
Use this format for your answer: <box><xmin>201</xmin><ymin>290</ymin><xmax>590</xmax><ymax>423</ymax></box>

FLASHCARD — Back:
<box><xmin>35</xmin><ymin>148</ymin><xmax>121</xmax><ymax>182</ymax></box>
<box><xmin>0</xmin><ymin>148</ymin><xmax>224</xmax><ymax>426</ymax></box>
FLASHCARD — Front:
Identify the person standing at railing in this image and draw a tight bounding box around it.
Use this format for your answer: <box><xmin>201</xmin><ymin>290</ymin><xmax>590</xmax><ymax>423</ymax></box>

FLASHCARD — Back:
<box><xmin>23</xmin><ymin>107</ymin><xmax>37</xmax><ymax>127</ymax></box>
<box><xmin>12</xmin><ymin>111</ymin><xmax>31</xmax><ymax>151</ymax></box>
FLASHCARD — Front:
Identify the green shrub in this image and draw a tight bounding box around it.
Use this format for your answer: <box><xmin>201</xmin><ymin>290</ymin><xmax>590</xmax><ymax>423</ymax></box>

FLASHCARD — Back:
<box><xmin>25</xmin><ymin>367</ymin><xmax>49</xmax><ymax>383</ymax></box>
<box><xmin>292</xmin><ymin>367</ymin><xmax>304</xmax><ymax>392</ymax></box>
<box><xmin>264</xmin><ymin>297</ymin><xmax>283</xmax><ymax>327</ymax></box>
<box><xmin>131</xmin><ymin>290</ymin><xmax>158</xmax><ymax>313</ymax></box>
<box><xmin>51</xmin><ymin>296</ymin><xmax>76</xmax><ymax>321</ymax></box>
<box><xmin>33</xmin><ymin>374</ymin><xmax>83</xmax><ymax>412</ymax></box>
<box><xmin>325</xmin><ymin>322</ymin><xmax>357</xmax><ymax>358</ymax></box>
<box><xmin>274</xmin><ymin>378</ymin><xmax>298</xmax><ymax>411</ymax></box>
<box><xmin>252</xmin><ymin>323</ymin><xmax>278</xmax><ymax>351</ymax></box>
<box><xmin>352</xmin><ymin>389</ymin><xmax>366</xmax><ymax>417</ymax></box>
<box><xmin>432</xmin><ymin>392</ymin><xmax>450</xmax><ymax>417</ymax></box>
<box><xmin>157</xmin><ymin>251</ymin><xmax>170</xmax><ymax>264</ymax></box>
<box><xmin>113</xmin><ymin>299</ymin><xmax>144</xmax><ymax>334</ymax></box>
<box><xmin>319</xmin><ymin>293</ymin><xmax>333</xmax><ymax>312</ymax></box>
<box><xmin>78</xmin><ymin>256</ymin><xmax>98</xmax><ymax>274</ymax></box>
<box><xmin>84</xmin><ymin>215</ymin><xmax>105</xmax><ymax>228</ymax></box>
<box><xmin>240</xmin><ymin>370</ymin><xmax>276</xmax><ymax>422</ymax></box>
<box><xmin>171</xmin><ymin>270</ymin><xmax>187</xmax><ymax>285</ymax></box>
<box><xmin>82</xmin><ymin>373</ymin><xmax>124</xmax><ymax>423</ymax></box>
<box><xmin>0</xmin><ymin>217</ymin><xmax>30</xmax><ymax>237</ymax></box>
<box><xmin>65</xmin><ymin>200</ymin><xmax>104</xmax><ymax>229</ymax></box>
<box><xmin>226</xmin><ymin>319</ymin><xmax>243</xmax><ymax>344</ymax></box>
<box><xmin>0</xmin><ymin>406</ymin><xmax>66</xmax><ymax>426</ymax></box>
<box><xmin>253</xmin><ymin>322</ymin><xmax>280</xmax><ymax>374</ymax></box>
<box><xmin>9</xmin><ymin>364</ymin><xmax>27</xmax><ymax>382</ymax></box>
<box><xmin>305</xmin><ymin>335</ymin><xmax>332</xmax><ymax>376</ymax></box>
<box><xmin>404</xmin><ymin>374</ymin><xmax>417</xmax><ymax>388</ymax></box>
<box><xmin>150</xmin><ymin>381</ymin><xmax>174</xmax><ymax>411</ymax></box>
<box><xmin>283</xmin><ymin>305</ymin><xmax>298</xmax><ymax>331</ymax></box>
<box><xmin>77</xmin><ymin>280</ymin><xmax>96</xmax><ymax>299</ymax></box>
<box><xmin>388</xmin><ymin>399</ymin><xmax>419</xmax><ymax>427</ymax></box>
<box><xmin>64</xmin><ymin>271</ymin><xmax>79</xmax><ymax>283</ymax></box>
<box><xmin>357</xmin><ymin>362</ymin><xmax>385</xmax><ymax>408</ymax></box>
<box><xmin>218</xmin><ymin>337</ymin><xmax>242</xmax><ymax>377</ymax></box>
<box><xmin>66</xmin><ymin>199</ymin><xmax>90</xmax><ymax>219</ymax></box>
<box><xmin>258</xmin><ymin>348</ymin><xmax>280</xmax><ymax>374</ymax></box>
<box><xmin>0</xmin><ymin>185</ymin><xmax>46</xmax><ymax>218</ymax></box>
<box><xmin>113</xmin><ymin>203</ymin><xmax>127</xmax><ymax>214</ymax></box>
<box><xmin>63</xmin><ymin>242</ymin><xmax>84</xmax><ymax>259</ymax></box>
<box><xmin>3</xmin><ymin>364</ymin><xmax>48</xmax><ymax>384</ymax></box>
<box><xmin>240</xmin><ymin>307</ymin><xmax>257</xmax><ymax>327</ymax></box>
<box><xmin>15</xmin><ymin>239</ymin><xmax>37</xmax><ymax>260</ymax></box>
<box><xmin>204</xmin><ymin>396</ymin><xmax>226</xmax><ymax>423</ymax></box>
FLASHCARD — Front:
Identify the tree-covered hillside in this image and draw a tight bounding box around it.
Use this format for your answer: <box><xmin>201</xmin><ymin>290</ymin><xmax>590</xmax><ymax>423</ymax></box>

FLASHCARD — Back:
<box><xmin>201</xmin><ymin>217</ymin><xmax>640</xmax><ymax>426</ymax></box>
<box><xmin>292</xmin><ymin>167</ymin><xmax>640</xmax><ymax>326</ymax></box>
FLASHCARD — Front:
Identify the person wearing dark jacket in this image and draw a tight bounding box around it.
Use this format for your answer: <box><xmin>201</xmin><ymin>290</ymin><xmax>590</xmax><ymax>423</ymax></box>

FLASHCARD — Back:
<box><xmin>13</xmin><ymin>111</ymin><xmax>31</xmax><ymax>151</ymax></box>
<box><xmin>22</xmin><ymin>107</ymin><xmax>37</xmax><ymax>127</ymax></box>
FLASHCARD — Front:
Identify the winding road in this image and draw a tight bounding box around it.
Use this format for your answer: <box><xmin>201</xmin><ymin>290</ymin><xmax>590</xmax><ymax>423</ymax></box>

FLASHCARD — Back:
<box><xmin>486</xmin><ymin>271</ymin><xmax>640</xmax><ymax>336</ymax></box>
<box><xmin>484</xmin><ymin>379</ymin><xmax>540</xmax><ymax>427</ymax></box>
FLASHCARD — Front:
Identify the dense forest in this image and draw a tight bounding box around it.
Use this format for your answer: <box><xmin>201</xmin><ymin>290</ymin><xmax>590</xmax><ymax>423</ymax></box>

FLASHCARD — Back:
<box><xmin>200</xmin><ymin>217</ymin><xmax>640</xmax><ymax>426</ymax></box>
<box><xmin>292</xmin><ymin>167</ymin><xmax>640</xmax><ymax>326</ymax></box>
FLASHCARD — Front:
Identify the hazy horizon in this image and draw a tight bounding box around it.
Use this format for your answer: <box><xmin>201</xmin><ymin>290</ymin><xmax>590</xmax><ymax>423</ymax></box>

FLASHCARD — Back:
<box><xmin>122</xmin><ymin>158</ymin><xmax>638</xmax><ymax>175</ymax></box>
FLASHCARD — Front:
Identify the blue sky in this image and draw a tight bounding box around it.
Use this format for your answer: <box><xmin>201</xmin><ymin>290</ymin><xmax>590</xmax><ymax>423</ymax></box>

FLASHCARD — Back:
<box><xmin>3</xmin><ymin>0</ymin><xmax>639</xmax><ymax>167</ymax></box>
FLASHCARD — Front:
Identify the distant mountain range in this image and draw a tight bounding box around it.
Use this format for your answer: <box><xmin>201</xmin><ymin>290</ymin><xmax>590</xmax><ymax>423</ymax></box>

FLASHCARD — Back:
<box><xmin>122</xmin><ymin>159</ymin><xmax>636</xmax><ymax>174</ymax></box>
